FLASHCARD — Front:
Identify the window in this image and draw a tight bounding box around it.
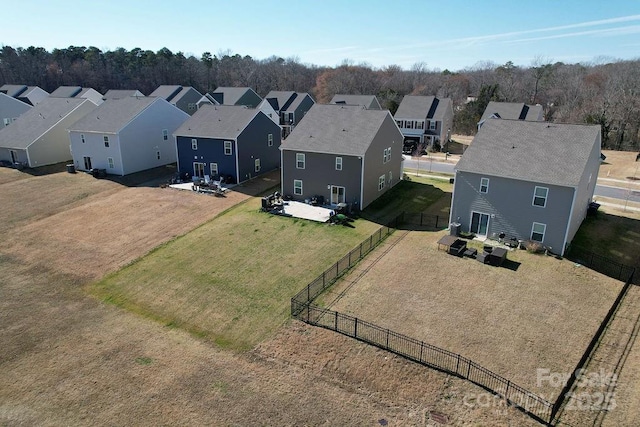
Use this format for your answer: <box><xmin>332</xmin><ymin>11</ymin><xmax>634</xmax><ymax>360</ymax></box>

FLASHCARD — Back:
<box><xmin>388</xmin><ymin>171</ymin><xmax>392</xmax><ymax>184</ymax></box>
<box><xmin>268</xmin><ymin>133</ymin><xmax>273</xmax><ymax>147</ymax></box>
<box><xmin>255</xmin><ymin>158</ymin><xmax>261</xmax><ymax>172</ymax></box>
<box><xmin>296</xmin><ymin>153</ymin><xmax>305</xmax><ymax>169</ymax></box>
<box><xmin>531</xmin><ymin>222</ymin><xmax>546</xmax><ymax>242</ymax></box>
<box><xmin>156</xmin><ymin>151</ymin><xmax>161</xmax><ymax>160</ymax></box>
<box><xmin>405</xmin><ymin>121</ymin><xmax>413</xmax><ymax>129</ymax></box>
<box><xmin>107</xmin><ymin>157</ymin><xmax>114</xmax><ymax>169</ymax></box>
<box><xmin>480</xmin><ymin>178</ymin><xmax>489</xmax><ymax>193</ymax></box>
<box><xmin>533</xmin><ymin>186</ymin><xmax>548</xmax><ymax>207</ymax></box>
<box><xmin>429</xmin><ymin>121</ymin><xmax>437</xmax><ymax>130</ymax></box>
<box><xmin>162</xmin><ymin>129</ymin><xmax>168</xmax><ymax>140</ymax></box>
<box><xmin>103</xmin><ymin>136</ymin><xmax>110</xmax><ymax>147</ymax></box>
<box><xmin>224</xmin><ymin>141</ymin><xmax>232</xmax><ymax>155</ymax></box>
<box><xmin>396</xmin><ymin>120</ymin><xmax>403</xmax><ymax>128</ymax></box>
<box><xmin>383</xmin><ymin>147</ymin><xmax>391</xmax><ymax>163</ymax></box>
<box><xmin>378</xmin><ymin>174</ymin><xmax>385</xmax><ymax>191</ymax></box>
<box><xmin>294</xmin><ymin>179</ymin><xmax>303</xmax><ymax>195</ymax></box>
<box><xmin>191</xmin><ymin>139</ymin><xmax>197</xmax><ymax>150</ymax></box>
<box><xmin>188</xmin><ymin>103</ymin><xmax>196</xmax><ymax>111</ymax></box>
<box><xmin>335</xmin><ymin>157</ymin><xmax>342</xmax><ymax>171</ymax></box>
<box><xmin>210</xmin><ymin>163</ymin><xmax>218</xmax><ymax>175</ymax></box>
<box><xmin>81</xmin><ymin>134</ymin><xmax>85</xmax><ymax>143</ymax></box>
<box><xmin>2</xmin><ymin>118</ymin><xmax>10</xmax><ymax>127</ymax></box>
<box><xmin>416</xmin><ymin>121</ymin><xmax>424</xmax><ymax>130</ymax></box>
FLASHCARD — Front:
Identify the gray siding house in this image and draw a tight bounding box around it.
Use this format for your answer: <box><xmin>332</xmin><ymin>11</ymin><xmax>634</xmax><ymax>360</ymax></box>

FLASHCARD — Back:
<box><xmin>259</xmin><ymin>91</ymin><xmax>315</xmax><ymax>138</ymax></box>
<box><xmin>149</xmin><ymin>85</ymin><xmax>203</xmax><ymax>115</ymax></box>
<box><xmin>330</xmin><ymin>94</ymin><xmax>381</xmax><ymax>110</ymax></box>
<box><xmin>68</xmin><ymin>97</ymin><xmax>189</xmax><ymax>175</ymax></box>
<box><xmin>394</xmin><ymin>95</ymin><xmax>453</xmax><ymax>151</ymax></box>
<box><xmin>0</xmin><ymin>93</ymin><xmax>31</xmax><ymax>128</ymax></box>
<box><xmin>211</xmin><ymin>87</ymin><xmax>262</xmax><ymax>108</ymax></box>
<box><xmin>0</xmin><ymin>84</ymin><xmax>48</xmax><ymax>106</ymax></box>
<box><xmin>281</xmin><ymin>104</ymin><xmax>403</xmax><ymax>210</ymax></box>
<box><xmin>0</xmin><ymin>98</ymin><xmax>98</xmax><ymax>167</ymax></box>
<box><xmin>102</xmin><ymin>89</ymin><xmax>145</xmax><ymax>100</ymax></box>
<box><xmin>478</xmin><ymin>101</ymin><xmax>544</xmax><ymax>129</ymax></box>
<box><xmin>449</xmin><ymin>119</ymin><xmax>601</xmax><ymax>255</ymax></box>
<box><xmin>50</xmin><ymin>86</ymin><xmax>104</xmax><ymax>105</ymax></box>
<box><xmin>174</xmin><ymin>105</ymin><xmax>281</xmax><ymax>184</ymax></box>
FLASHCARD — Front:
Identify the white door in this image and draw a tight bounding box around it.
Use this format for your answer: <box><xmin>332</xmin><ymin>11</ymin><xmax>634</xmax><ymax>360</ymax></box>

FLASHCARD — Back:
<box><xmin>331</xmin><ymin>186</ymin><xmax>346</xmax><ymax>204</ymax></box>
<box><xmin>470</xmin><ymin>211</ymin><xmax>490</xmax><ymax>236</ymax></box>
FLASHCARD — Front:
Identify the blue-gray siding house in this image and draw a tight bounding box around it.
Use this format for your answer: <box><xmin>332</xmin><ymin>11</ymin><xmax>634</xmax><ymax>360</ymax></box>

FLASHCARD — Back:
<box><xmin>280</xmin><ymin>104</ymin><xmax>403</xmax><ymax>210</ymax></box>
<box><xmin>449</xmin><ymin>119</ymin><xmax>601</xmax><ymax>255</ymax></box>
<box><xmin>329</xmin><ymin>94</ymin><xmax>381</xmax><ymax>110</ymax></box>
<box><xmin>149</xmin><ymin>85</ymin><xmax>203</xmax><ymax>115</ymax></box>
<box><xmin>210</xmin><ymin>87</ymin><xmax>262</xmax><ymax>108</ymax></box>
<box><xmin>0</xmin><ymin>93</ymin><xmax>31</xmax><ymax>128</ymax></box>
<box><xmin>174</xmin><ymin>105</ymin><xmax>281</xmax><ymax>183</ymax></box>
<box><xmin>259</xmin><ymin>91</ymin><xmax>315</xmax><ymax>138</ymax></box>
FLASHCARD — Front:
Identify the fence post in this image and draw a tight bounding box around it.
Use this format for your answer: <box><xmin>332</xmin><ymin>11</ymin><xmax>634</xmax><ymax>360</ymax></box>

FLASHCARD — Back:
<box><xmin>349</xmin><ymin>250</ymin><xmax>352</xmax><ymax>267</ymax></box>
<box><xmin>336</xmin><ymin>262</ymin><xmax>339</xmax><ymax>277</ymax></box>
<box><xmin>307</xmin><ymin>284</ymin><xmax>310</xmax><ymax>303</ymax></box>
<box><xmin>456</xmin><ymin>354</ymin><xmax>460</xmax><ymax>374</ymax></box>
<box><xmin>334</xmin><ymin>311</ymin><xmax>338</xmax><ymax>331</ymax></box>
<box><xmin>436</xmin><ymin>215</ymin><xmax>439</xmax><ymax>228</ymax></box>
<box><xmin>354</xmin><ymin>317</ymin><xmax>358</xmax><ymax>338</ymax></box>
<box><xmin>505</xmin><ymin>380</ymin><xmax>511</xmax><ymax>399</ymax></box>
<box><xmin>359</xmin><ymin>242</ymin><xmax>363</xmax><ymax>259</ymax></box>
<box><xmin>466</xmin><ymin>361</ymin><xmax>471</xmax><ymax>379</ymax></box>
<box><xmin>386</xmin><ymin>329</ymin><xmax>390</xmax><ymax>348</ymax></box>
<box><xmin>419</xmin><ymin>342</ymin><xmax>424</xmax><ymax>363</ymax></box>
<box><xmin>322</xmin><ymin>271</ymin><xmax>326</xmax><ymax>287</ymax></box>
<box><xmin>370</xmin><ymin>235</ymin><xmax>373</xmax><ymax>250</ymax></box>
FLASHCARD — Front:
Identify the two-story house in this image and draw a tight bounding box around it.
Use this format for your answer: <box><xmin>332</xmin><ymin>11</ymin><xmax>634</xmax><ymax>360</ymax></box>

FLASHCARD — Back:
<box><xmin>329</xmin><ymin>94</ymin><xmax>381</xmax><ymax>110</ymax></box>
<box><xmin>449</xmin><ymin>118</ymin><xmax>601</xmax><ymax>255</ymax></box>
<box><xmin>149</xmin><ymin>85</ymin><xmax>203</xmax><ymax>115</ymax></box>
<box><xmin>210</xmin><ymin>87</ymin><xmax>262</xmax><ymax>108</ymax></box>
<box><xmin>258</xmin><ymin>91</ymin><xmax>315</xmax><ymax>138</ymax></box>
<box><xmin>0</xmin><ymin>93</ymin><xmax>31</xmax><ymax>128</ymax></box>
<box><xmin>478</xmin><ymin>101</ymin><xmax>544</xmax><ymax>129</ymax></box>
<box><xmin>394</xmin><ymin>95</ymin><xmax>453</xmax><ymax>153</ymax></box>
<box><xmin>281</xmin><ymin>104</ymin><xmax>403</xmax><ymax>210</ymax></box>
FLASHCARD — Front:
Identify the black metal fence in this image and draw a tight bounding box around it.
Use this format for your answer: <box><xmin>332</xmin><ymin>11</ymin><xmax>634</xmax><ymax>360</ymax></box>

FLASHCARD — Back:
<box><xmin>397</xmin><ymin>212</ymin><xmax>445</xmax><ymax>230</ymax></box>
<box><xmin>566</xmin><ymin>244</ymin><xmax>636</xmax><ymax>282</ymax></box>
<box><xmin>293</xmin><ymin>304</ymin><xmax>553</xmax><ymax>423</ymax></box>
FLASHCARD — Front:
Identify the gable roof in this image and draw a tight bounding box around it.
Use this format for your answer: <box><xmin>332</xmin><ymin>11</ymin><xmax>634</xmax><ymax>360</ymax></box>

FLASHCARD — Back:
<box><xmin>0</xmin><ymin>84</ymin><xmax>28</xmax><ymax>98</ymax></box>
<box><xmin>0</xmin><ymin>98</ymin><xmax>88</xmax><ymax>149</ymax></box>
<box><xmin>0</xmin><ymin>92</ymin><xmax>32</xmax><ymax>115</ymax></box>
<box><xmin>50</xmin><ymin>86</ymin><xmax>83</xmax><ymax>98</ymax></box>
<box><xmin>281</xmin><ymin>104</ymin><xmax>393</xmax><ymax>156</ymax></box>
<box><xmin>455</xmin><ymin>119</ymin><xmax>600</xmax><ymax>187</ymax></box>
<box><xmin>211</xmin><ymin>87</ymin><xmax>260</xmax><ymax>106</ymax></box>
<box><xmin>68</xmin><ymin>96</ymin><xmax>158</xmax><ymax>133</ymax></box>
<box><xmin>103</xmin><ymin>89</ymin><xmax>145</xmax><ymax>100</ymax></box>
<box><xmin>149</xmin><ymin>85</ymin><xmax>183</xmax><ymax>101</ymax></box>
<box><xmin>480</xmin><ymin>101</ymin><xmax>544</xmax><ymax>122</ymax></box>
<box><xmin>264</xmin><ymin>91</ymin><xmax>296</xmax><ymax>111</ymax></box>
<box><xmin>330</xmin><ymin>94</ymin><xmax>381</xmax><ymax>109</ymax></box>
<box><xmin>173</xmin><ymin>104</ymin><xmax>262</xmax><ymax>139</ymax></box>
<box><xmin>394</xmin><ymin>95</ymin><xmax>452</xmax><ymax>121</ymax></box>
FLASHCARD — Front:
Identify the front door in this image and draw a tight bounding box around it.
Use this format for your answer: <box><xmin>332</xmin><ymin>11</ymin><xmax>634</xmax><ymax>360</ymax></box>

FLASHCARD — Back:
<box><xmin>470</xmin><ymin>211</ymin><xmax>490</xmax><ymax>236</ymax></box>
<box><xmin>83</xmin><ymin>156</ymin><xmax>92</xmax><ymax>170</ymax></box>
<box><xmin>193</xmin><ymin>162</ymin><xmax>205</xmax><ymax>178</ymax></box>
<box><xmin>331</xmin><ymin>186</ymin><xmax>345</xmax><ymax>204</ymax></box>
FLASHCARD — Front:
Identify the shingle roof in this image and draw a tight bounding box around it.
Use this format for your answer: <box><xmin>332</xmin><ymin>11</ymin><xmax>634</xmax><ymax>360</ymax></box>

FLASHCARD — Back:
<box><xmin>103</xmin><ymin>89</ymin><xmax>145</xmax><ymax>100</ymax></box>
<box><xmin>50</xmin><ymin>86</ymin><xmax>83</xmax><ymax>98</ymax></box>
<box><xmin>480</xmin><ymin>101</ymin><xmax>544</xmax><ymax>122</ymax></box>
<box><xmin>394</xmin><ymin>96</ymin><xmax>453</xmax><ymax>121</ymax></box>
<box><xmin>0</xmin><ymin>98</ymin><xmax>87</xmax><ymax>149</ymax></box>
<box><xmin>330</xmin><ymin>94</ymin><xmax>380</xmax><ymax>109</ymax></box>
<box><xmin>149</xmin><ymin>85</ymin><xmax>183</xmax><ymax>101</ymax></box>
<box><xmin>286</xmin><ymin>93</ymin><xmax>313</xmax><ymax>112</ymax></box>
<box><xmin>0</xmin><ymin>84</ymin><xmax>28</xmax><ymax>98</ymax></box>
<box><xmin>173</xmin><ymin>105</ymin><xmax>260</xmax><ymax>139</ymax></box>
<box><xmin>281</xmin><ymin>104</ymin><xmax>392</xmax><ymax>156</ymax></box>
<box><xmin>264</xmin><ymin>91</ymin><xmax>296</xmax><ymax>111</ymax></box>
<box><xmin>455</xmin><ymin>119</ymin><xmax>600</xmax><ymax>187</ymax></box>
<box><xmin>68</xmin><ymin>96</ymin><xmax>158</xmax><ymax>133</ymax></box>
<box><xmin>211</xmin><ymin>87</ymin><xmax>258</xmax><ymax>105</ymax></box>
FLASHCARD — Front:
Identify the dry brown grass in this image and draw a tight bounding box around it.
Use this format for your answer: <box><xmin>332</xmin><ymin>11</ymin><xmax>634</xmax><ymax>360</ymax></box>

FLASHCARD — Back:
<box><xmin>0</xmin><ymin>167</ymin><xmax>538</xmax><ymax>426</ymax></box>
<box><xmin>600</xmin><ymin>150</ymin><xmax>640</xmax><ymax>181</ymax></box>
<box><xmin>324</xmin><ymin>230</ymin><xmax>624</xmax><ymax>400</ymax></box>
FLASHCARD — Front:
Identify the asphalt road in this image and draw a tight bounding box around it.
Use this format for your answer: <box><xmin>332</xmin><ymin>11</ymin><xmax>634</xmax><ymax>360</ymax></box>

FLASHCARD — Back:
<box><xmin>402</xmin><ymin>157</ymin><xmax>640</xmax><ymax>203</ymax></box>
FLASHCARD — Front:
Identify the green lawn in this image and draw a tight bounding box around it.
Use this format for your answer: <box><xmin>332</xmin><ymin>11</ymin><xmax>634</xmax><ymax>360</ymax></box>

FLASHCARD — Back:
<box><xmin>90</xmin><ymin>197</ymin><xmax>381</xmax><ymax>351</ymax></box>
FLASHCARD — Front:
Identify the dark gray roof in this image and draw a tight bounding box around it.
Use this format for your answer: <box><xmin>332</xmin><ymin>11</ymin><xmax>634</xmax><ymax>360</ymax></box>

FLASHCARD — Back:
<box><xmin>50</xmin><ymin>86</ymin><xmax>83</xmax><ymax>98</ymax></box>
<box><xmin>149</xmin><ymin>85</ymin><xmax>183</xmax><ymax>101</ymax></box>
<box><xmin>281</xmin><ymin>104</ymin><xmax>393</xmax><ymax>156</ymax></box>
<box><xmin>330</xmin><ymin>94</ymin><xmax>381</xmax><ymax>109</ymax></box>
<box><xmin>286</xmin><ymin>93</ymin><xmax>313</xmax><ymax>112</ymax></box>
<box><xmin>0</xmin><ymin>84</ymin><xmax>28</xmax><ymax>97</ymax></box>
<box><xmin>68</xmin><ymin>96</ymin><xmax>158</xmax><ymax>133</ymax></box>
<box><xmin>173</xmin><ymin>105</ymin><xmax>260</xmax><ymax>139</ymax></box>
<box><xmin>103</xmin><ymin>89</ymin><xmax>145</xmax><ymax>99</ymax></box>
<box><xmin>0</xmin><ymin>98</ymin><xmax>87</xmax><ymax>149</ymax></box>
<box><xmin>394</xmin><ymin>95</ymin><xmax>451</xmax><ymax>120</ymax></box>
<box><xmin>455</xmin><ymin>119</ymin><xmax>600</xmax><ymax>187</ymax></box>
<box><xmin>171</xmin><ymin>87</ymin><xmax>202</xmax><ymax>104</ymax></box>
<box><xmin>264</xmin><ymin>91</ymin><xmax>296</xmax><ymax>111</ymax></box>
<box><xmin>480</xmin><ymin>101</ymin><xmax>544</xmax><ymax>122</ymax></box>
<box><xmin>211</xmin><ymin>87</ymin><xmax>259</xmax><ymax>105</ymax></box>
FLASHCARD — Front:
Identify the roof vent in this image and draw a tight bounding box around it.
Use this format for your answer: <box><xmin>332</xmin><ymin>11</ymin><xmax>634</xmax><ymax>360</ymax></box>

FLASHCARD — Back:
<box><xmin>342</xmin><ymin>129</ymin><xmax>346</xmax><ymax>132</ymax></box>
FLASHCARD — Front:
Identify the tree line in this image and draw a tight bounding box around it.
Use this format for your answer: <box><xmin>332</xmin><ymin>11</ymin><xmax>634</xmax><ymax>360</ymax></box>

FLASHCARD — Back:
<box><xmin>1</xmin><ymin>45</ymin><xmax>638</xmax><ymax>150</ymax></box>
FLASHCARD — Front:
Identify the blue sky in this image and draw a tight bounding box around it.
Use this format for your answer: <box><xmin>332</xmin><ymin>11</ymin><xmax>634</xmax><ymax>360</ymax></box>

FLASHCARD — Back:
<box><xmin>3</xmin><ymin>0</ymin><xmax>640</xmax><ymax>71</ymax></box>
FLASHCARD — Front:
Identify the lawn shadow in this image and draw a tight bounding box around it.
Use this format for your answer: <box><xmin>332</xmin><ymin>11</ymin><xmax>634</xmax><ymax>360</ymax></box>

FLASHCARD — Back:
<box><xmin>501</xmin><ymin>259</ymin><xmax>521</xmax><ymax>271</ymax></box>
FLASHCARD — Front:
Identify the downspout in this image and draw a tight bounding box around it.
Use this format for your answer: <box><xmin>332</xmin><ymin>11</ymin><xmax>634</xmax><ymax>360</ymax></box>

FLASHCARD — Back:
<box><xmin>234</xmin><ymin>139</ymin><xmax>240</xmax><ymax>184</ymax></box>
<box><xmin>280</xmin><ymin>147</ymin><xmax>283</xmax><ymax>194</ymax></box>
<box><xmin>448</xmin><ymin>170</ymin><xmax>457</xmax><ymax>227</ymax></box>
<box><xmin>561</xmin><ymin>187</ymin><xmax>578</xmax><ymax>256</ymax></box>
<box><xmin>174</xmin><ymin>135</ymin><xmax>180</xmax><ymax>174</ymax></box>
<box><xmin>359</xmin><ymin>156</ymin><xmax>365</xmax><ymax>209</ymax></box>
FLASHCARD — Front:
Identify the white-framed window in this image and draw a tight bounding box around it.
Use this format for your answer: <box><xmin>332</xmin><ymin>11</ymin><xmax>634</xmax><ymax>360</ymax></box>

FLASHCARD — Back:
<box><xmin>103</xmin><ymin>135</ymin><xmax>110</xmax><ymax>147</ymax></box>
<box><xmin>533</xmin><ymin>186</ymin><xmax>548</xmax><ymax>207</ymax></box>
<box><xmin>335</xmin><ymin>156</ymin><xmax>342</xmax><ymax>171</ymax></box>
<box><xmin>429</xmin><ymin>121</ymin><xmax>437</xmax><ymax>130</ymax></box>
<box><xmin>156</xmin><ymin>151</ymin><xmax>161</xmax><ymax>160</ymax></box>
<box><xmin>378</xmin><ymin>174</ymin><xmax>385</xmax><ymax>191</ymax></box>
<box><xmin>255</xmin><ymin>158</ymin><xmax>261</xmax><ymax>172</ymax></box>
<box><xmin>210</xmin><ymin>163</ymin><xmax>218</xmax><ymax>175</ymax></box>
<box><xmin>81</xmin><ymin>134</ymin><xmax>85</xmax><ymax>143</ymax></box>
<box><xmin>107</xmin><ymin>157</ymin><xmax>114</xmax><ymax>169</ymax></box>
<box><xmin>293</xmin><ymin>179</ymin><xmax>303</xmax><ymax>195</ymax></box>
<box><xmin>268</xmin><ymin>133</ymin><xmax>273</xmax><ymax>147</ymax></box>
<box><xmin>224</xmin><ymin>141</ymin><xmax>232</xmax><ymax>155</ymax></box>
<box><xmin>383</xmin><ymin>147</ymin><xmax>391</xmax><ymax>163</ymax></box>
<box><xmin>388</xmin><ymin>171</ymin><xmax>392</xmax><ymax>184</ymax></box>
<box><xmin>188</xmin><ymin>103</ymin><xmax>196</xmax><ymax>111</ymax></box>
<box><xmin>531</xmin><ymin>222</ymin><xmax>546</xmax><ymax>242</ymax></box>
<box><xmin>2</xmin><ymin>118</ymin><xmax>11</xmax><ymax>127</ymax></box>
<box><xmin>296</xmin><ymin>153</ymin><xmax>305</xmax><ymax>169</ymax></box>
<box><xmin>480</xmin><ymin>177</ymin><xmax>489</xmax><ymax>193</ymax></box>
<box><xmin>191</xmin><ymin>139</ymin><xmax>197</xmax><ymax>150</ymax></box>
<box><xmin>416</xmin><ymin>121</ymin><xmax>424</xmax><ymax>130</ymax></box>
<box><xmin>162</xmin><ymin>129</ymin><xmax>168</xmax><ymax>140</ymax></box>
